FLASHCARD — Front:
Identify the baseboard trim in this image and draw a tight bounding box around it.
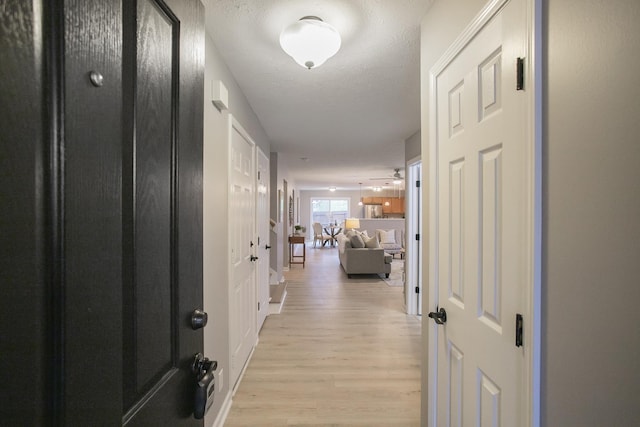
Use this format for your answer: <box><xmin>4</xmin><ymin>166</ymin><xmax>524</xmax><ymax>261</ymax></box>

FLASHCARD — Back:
<box><xmin>232</xmin><ymin>343</ymin><xmax>256</xmax><ymax>397</ymax></box>
<box><xmin>209</xmin><ymin>390</ymin><xmax>232</xmax><ymax>427</ymax></box>
<box><xmin>269</xmin><ymin>289</ymin><xmax>287</xmax><ymax>314</ymax></box>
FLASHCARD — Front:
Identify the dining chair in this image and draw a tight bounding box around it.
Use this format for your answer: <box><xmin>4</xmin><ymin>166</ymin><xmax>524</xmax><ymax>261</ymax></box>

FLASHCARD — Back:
<box><xmin>312</xmin><ymin>222</ymin><xmax>332</xmax><ymax>247</ymax></box>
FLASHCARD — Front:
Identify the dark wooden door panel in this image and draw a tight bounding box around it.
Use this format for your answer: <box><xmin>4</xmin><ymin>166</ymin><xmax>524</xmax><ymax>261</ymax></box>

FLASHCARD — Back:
<box><xmin>0</xmin><ymin>1</ymin><xmax>50</xmax><ymax>424</ymax></box>
<box><xmin>123</xmin><ymin>0</ymin><xmax>204</xmax><ymax>424</ymax></box>
<box><xmin>63</xmin><ymin>0</ymin><xmax>124</xmax><ymax>423</ymax></box>
<box><xmin>125</xmin><ymin>0</ymin><xmax>176</xmax><ymax>407</ymax></box>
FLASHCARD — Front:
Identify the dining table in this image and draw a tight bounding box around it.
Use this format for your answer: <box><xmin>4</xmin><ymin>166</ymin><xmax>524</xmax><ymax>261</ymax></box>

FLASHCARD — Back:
<box><xmin>323</xmin><ymin>224</ymin><xmax>342</xmax><ymax>247</ymax></box>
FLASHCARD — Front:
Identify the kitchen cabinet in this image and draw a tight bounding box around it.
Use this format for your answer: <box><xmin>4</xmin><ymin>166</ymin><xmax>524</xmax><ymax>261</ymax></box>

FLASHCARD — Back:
<box><xmin>363</xmin><ymin>196</ymin><xmax>404</xmax><ymax>214</ymax></box>
<box><xmin>391</xmin><ymin>197</ymin><xmax>405</xmax><ymax>214</ymax></box>
<box><xmin>363</xmin><ymin>196</ymin><xmax>384</xmax><ymax>205</ymax></box>
<box><xmin>380</xmin><ymin>197</ymin><xmax>405</xmax><ymax>214</ymax></box>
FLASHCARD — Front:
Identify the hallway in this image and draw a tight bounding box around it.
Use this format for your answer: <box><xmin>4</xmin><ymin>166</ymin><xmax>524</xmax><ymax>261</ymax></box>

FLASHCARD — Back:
<box><xmin>224</xmin><ymin>245</ymin><xmax>422</xmax><ymax>426</ymax></box>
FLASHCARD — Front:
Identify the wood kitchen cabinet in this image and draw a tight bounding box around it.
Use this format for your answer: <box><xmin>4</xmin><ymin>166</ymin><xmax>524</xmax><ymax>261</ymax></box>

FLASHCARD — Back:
<box><xmin>363</xmin><ymin>196</ymin><xmax>404</xmax><ymax>214</ymax></box>
<box><xmin>380</xmin><ymin>197</ymin><xmax>405</xmax><ymax>214</ymax></box>
<box><xmin>391</xmin><ymin>197</ymin><xmax>404</xmax><ymax>213</ymax></box>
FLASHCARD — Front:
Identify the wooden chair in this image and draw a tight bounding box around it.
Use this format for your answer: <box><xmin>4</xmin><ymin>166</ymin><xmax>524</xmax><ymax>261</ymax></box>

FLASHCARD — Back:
<box><xmin>312</xmin><ymin>222</ymin><xmax>332</xmax><ymax>247</ymax></box>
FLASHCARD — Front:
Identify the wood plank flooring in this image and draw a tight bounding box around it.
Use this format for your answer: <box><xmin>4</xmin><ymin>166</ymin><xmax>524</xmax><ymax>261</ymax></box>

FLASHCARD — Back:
<box><xmin>224</xmin><ymin>244</ymin><xmax>422</xmax><ymax>426</ymax></box>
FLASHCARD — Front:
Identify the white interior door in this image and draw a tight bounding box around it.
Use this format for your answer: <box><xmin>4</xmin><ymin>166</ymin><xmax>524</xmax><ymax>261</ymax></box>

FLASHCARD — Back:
<box><xmin>229</xmin><ymin>116</ymin><xmax>256</xmax><ymax>390</ymax></box>
<box><xmin>429</xmin><ymin>0</ymin><xmax>532</xmax><ymax>425</ymax></box>
<box><xmin>256</xmin><ymin>148</ymin><xmax>270</xmax><ymax>332</ymax></box>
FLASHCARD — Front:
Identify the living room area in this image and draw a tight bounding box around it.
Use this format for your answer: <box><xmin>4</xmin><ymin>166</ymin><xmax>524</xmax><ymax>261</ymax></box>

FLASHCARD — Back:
<box><xmin>270</xmin><ymin>184</ymin><xmax>416</xmax><ymax>318</ymax></box>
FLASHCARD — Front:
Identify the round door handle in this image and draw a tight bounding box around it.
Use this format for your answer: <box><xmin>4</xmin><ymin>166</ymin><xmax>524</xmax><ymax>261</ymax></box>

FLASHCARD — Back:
<box><xmin>428</xmin><ymin>307</ymin><xmax>447</xmax><ymax>325</ymax></box>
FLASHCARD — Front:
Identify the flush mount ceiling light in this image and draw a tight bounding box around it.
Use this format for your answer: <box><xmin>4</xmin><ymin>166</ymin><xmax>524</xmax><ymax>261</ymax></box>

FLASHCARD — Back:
<box><xmin>279</xmin><ymin>16</ymin><xmax>341</xmax><ymax>69</ymax></box>
<box><xmin>329</xmin><ymin>186</ymin><xmax>336</xmax><ymax>192</ymax></box>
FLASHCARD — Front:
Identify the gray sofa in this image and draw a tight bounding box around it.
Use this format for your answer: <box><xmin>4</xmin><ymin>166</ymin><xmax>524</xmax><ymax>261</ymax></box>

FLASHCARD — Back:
<box><xmin>335</xmin><ymin>233</ymin><xmax>392</xmax><ymax>278</ymax></box>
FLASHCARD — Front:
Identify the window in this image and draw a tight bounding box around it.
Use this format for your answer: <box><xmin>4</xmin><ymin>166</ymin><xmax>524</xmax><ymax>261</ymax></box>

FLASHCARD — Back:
<box><xmin>311</xmin><ymin>198</ymin><xmax>349</xmax><ymax>225</ymax></box>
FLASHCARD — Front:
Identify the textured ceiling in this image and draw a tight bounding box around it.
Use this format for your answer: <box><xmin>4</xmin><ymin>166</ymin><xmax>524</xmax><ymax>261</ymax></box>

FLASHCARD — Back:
<box><xmin>205</xmin><ymin>0</ymin><xmax>432</xmax><ymax>190</ymax></box>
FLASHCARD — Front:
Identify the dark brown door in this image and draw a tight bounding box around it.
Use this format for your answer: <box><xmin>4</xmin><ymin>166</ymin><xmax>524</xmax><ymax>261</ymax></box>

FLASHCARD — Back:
<box><xmin>0</xmin><ymin>0</ymin><xmax>205</xmax><ymax>424</ymax></box>
<box><xmin>120</xmin><ymin>0</ymin><xmax>204</xmax><ymax>424</ymax></box>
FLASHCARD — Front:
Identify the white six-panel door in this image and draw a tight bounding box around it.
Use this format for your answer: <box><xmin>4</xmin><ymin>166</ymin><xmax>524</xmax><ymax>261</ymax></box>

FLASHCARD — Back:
<box><xmin>229</xmin><ymin>116</ymin><xmax>257</xmax><ymax>390</ymax></box>
<box><xmin>429</xmin><ymin>0</ymin><xmax>531</xmax><ymax>425</ymax></box>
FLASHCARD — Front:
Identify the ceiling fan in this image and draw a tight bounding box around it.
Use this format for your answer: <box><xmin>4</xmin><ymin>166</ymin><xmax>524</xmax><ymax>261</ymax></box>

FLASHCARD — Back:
<box><xmin>370</xmin><ymin>168</ymin><xmax>405</xmax><ymax>182</ymax></box>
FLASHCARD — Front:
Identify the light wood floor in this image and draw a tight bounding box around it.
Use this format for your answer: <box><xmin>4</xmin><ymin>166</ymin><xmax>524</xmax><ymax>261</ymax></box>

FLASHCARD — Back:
<box><xmin>224</xmin><ymin>244</ymin><xmax>422</xmax><ymax>426</ymax></box>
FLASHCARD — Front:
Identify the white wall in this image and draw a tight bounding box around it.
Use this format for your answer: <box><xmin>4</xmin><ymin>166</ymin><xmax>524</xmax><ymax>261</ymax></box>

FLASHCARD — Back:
<box><xmin>405</xmin><ymin>130</ymin><xmax>421</xmax><ymax>162</ymax></box>
<box><xmin>420</xmin><ymin>0</ymin><xmax>640</xmax><ymax>425</ymax></box>
<box><xmin>543</xmin><ymin>0</ymin><xmax>640</xmax><ymax>424</ymax></box>
<box><xmin>203</xmin><ymin>32</ymin><xmax>270</xmax><ymax>426</ymax></box>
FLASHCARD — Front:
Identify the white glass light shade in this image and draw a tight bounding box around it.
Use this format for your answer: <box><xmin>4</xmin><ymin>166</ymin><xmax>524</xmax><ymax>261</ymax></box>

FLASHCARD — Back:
<box><xmin>279</xmin><ymin>17</ymin><xmax>341</xmax><ymax>69</ymax></box>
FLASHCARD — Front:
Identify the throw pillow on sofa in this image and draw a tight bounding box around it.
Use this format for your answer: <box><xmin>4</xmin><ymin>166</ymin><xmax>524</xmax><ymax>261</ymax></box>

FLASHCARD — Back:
<box><xmin>345</xmin><ymin>229</ymin><xmax>368</xmax><ymax>239</ymax></box>
<box><xmin>377</xmin><ymin>229</ymin><xmax>396</xmax><ymax>244</ymax></box>
<box><xmin>364</xmin><ymin>235</ymin><xmax>380</xmax><ymax>248</ymax></box>
<box><xmin>350</xmin><ymin>234</ymin><xmax>365</xmax><ymax>248</ymax></box>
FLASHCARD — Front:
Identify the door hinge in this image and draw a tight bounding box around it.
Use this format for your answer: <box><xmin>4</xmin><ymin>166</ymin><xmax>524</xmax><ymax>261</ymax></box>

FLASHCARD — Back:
<box><xmin>415</xmin><ymin>286</ymin><xmax>420</xmax><ymax>294</ymax></box>
<box><xmin>258</xmin><ymin>302</ymin><xmax>261</xmax><ymax>311</ymax></box>
<box><xmin>416</xmin><ymin>180</ymin><xmax>421</xmax><ymax>188</ymax></box>
<box><xmin>516</xmin><ymin>57</ymin><xmax>524</xmax><ymax>90</ymax></box>
<box><xmin>415</xmin><ymin>233</ymin><xmax>420</xmax><ymax>241</ymax></box>
<box><xmin>258</xmin><ymin>171</ymin><xmax>261</xmax><ymax>180</ymax></box>
<box><xmin>515</xmin><ymin>314</ymin><xmax>523</xmax><ymax>347</ymax></box>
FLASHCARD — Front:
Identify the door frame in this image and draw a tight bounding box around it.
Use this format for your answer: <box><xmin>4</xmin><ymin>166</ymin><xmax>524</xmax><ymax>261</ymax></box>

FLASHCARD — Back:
<box><xmin>256</xmin><ymin>147</ymin><xmax>270</xmax><ymax>332</ymax></box>
<box><xmin>405</xmin><ymin>157</ymin><xmax>422</xmax><ymax>315</ymax></box>
<box><xmin>425</xmin><ymin>0</ymin><xmax>541</xmax><ymax>425</ymax></box>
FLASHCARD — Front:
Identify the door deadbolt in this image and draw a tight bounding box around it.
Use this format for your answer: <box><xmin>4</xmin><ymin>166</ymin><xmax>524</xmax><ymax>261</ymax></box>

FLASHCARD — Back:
<box><xmin>191</xmin><ymin>309</ymin><xmax>208</xmax><ymax>330</ymax></box>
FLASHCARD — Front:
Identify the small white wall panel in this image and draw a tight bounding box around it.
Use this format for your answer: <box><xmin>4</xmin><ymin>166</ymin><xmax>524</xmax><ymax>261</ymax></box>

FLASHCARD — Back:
<box><xmin>449</xmin><ymin>159</ymin><xmax>466</xmax><ymax>307</ymax></box>
<box><xmin>449</xmin><ymin>343</ymin><xmax>464</xmax><ymax>427</ymax></box>
<box><xmin>479</xmin><ymin>146</ymin><xmax>503</xmax><ymax>331</ymax></box>
<box><xmin>449</xmin><ymin>81</ymin><xmax>465</xmax><ymax>138</ymax></box>
<box><xmin>478</xmin><ymin>370</ymin><xmax>501</xmax><ymax>427</ymax></box>
<box><xmin>230</xmin><ymin>184</ymin><xmax>241</xmax><ymax>266</ymax></box>
<box><xmin>478</xmin><ymin>48</ymin><xmax>502</xmax><ymax>121</ymax></box>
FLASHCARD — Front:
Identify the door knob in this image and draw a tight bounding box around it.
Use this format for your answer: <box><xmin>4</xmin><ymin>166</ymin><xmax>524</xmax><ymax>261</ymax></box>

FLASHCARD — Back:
<box><xmin>265</xmin><ymin>245</ymin><xmax>271</xmax><ymax>249</ymax></box>
<box><xmin>428</xmin><ymin>307</ymin><xmax>447</xmax><ymax>325</ymax></box>
<box><xmin>250</xmin><ymin>255</ymin><xmax>259</xmax><ymax>262</ymax></box>
<box><xmin>191</xmin><ymin>309</ymin><xmax>208</xmax><ymax>330</ymax></box>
